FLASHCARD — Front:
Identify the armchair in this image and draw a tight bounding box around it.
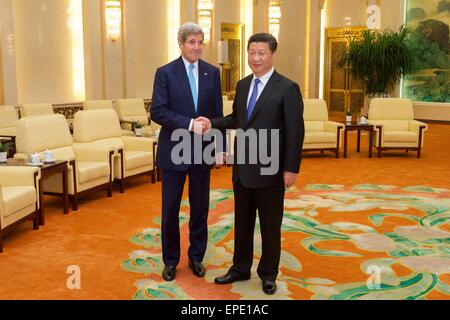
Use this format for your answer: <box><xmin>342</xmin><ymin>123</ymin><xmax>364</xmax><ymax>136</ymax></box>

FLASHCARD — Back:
<box><xmin>73</xmin><ymin>109</ymin><xmax>156</xmax><ymax>193</ymax></box>
<box><xmin>368</xmin><ymin>98</ymin><xmax>427</xmax><ymax>158</ymax></box>
<box><xmin>302</xmin><ymin>99</ymin><xmax>344</xmax><ymax>158</ymax></box>
<box><xmin>115</xmin><ymin>98</ymin><xmax>160</xmax><ymax>138</ymax></box>
<box><xmin>0</xmin><ymin>166</ymin><xmax>40</xmax><ymax>252</ymax></box>
<box><xmin>83</xmin><ymin>100</ymin><xmax>134</xmax><ymax>136</ymax></box>
<box><xmin>14</xmin><ymin>114</ymin><xmax>114</xmax><ymax>210</ymax></box>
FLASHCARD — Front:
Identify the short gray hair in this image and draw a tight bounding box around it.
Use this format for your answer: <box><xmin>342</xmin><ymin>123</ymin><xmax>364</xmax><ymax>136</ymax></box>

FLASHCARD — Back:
<box><xmin>178</xmin><ymin>22</ymin><xmax>204</xmax><ymax>44</ymax></box>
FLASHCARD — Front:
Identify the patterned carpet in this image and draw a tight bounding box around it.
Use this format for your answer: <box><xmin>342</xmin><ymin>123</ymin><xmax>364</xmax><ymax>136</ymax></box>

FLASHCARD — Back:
<box><xmin>1</xmin><ymin>123</ymin><xmax>450</xmax><ymax>300</ymax></box>
<box><xmin>122</xmin><ymin>185</ymin><xmax>450</xmax><ymax>300</ymax></box>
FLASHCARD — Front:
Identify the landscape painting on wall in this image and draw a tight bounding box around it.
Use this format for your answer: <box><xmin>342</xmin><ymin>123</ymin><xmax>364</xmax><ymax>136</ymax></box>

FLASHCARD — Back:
<box><xmin>403</xmin><ymin>0</ymin><xmax>450</xmax><ymax>103</ymax></box>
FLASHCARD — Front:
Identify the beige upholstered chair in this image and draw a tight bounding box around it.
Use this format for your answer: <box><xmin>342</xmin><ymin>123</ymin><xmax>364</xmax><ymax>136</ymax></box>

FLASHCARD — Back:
<box><xmin>83</xmin><ymin>100</ymin><xmax>134</xmax><ymax>136</ymax></box>
<box><xmin>73</xmin><ymin>109</ymin><xmax>156</xmax><ymax>192</ymax></box>
<box><xmin>0</xmin><ymin>166</ymin><xmax>41</xmax><ymax>252</ymax></box>
<box><xmin>0</xmin><ymin>106</ymin><xmax>19</xmax><ymax>137</ymax></box>
<box><xmin>303</xmin><ymin>99</ymin><xmax>344</xmax><ymax>158</ymax></box>
<box><xmin>19</xmin><ymin>103</ymin><xmax>54</xmax><ymax>118</ymax></box>
<box><xmin>368</xmin><ymin>98</ymin><xmax>427</xmax><ymax>158</ymax></box>
<box><xmin>14</xmin><ymin>114</ymin><xmax>114</xmax><ymax>210</ymax></box>
<box><xmin>114</xmin><ymin>98</ymin><xmax>160</xmax><ymax>138</ymax></box>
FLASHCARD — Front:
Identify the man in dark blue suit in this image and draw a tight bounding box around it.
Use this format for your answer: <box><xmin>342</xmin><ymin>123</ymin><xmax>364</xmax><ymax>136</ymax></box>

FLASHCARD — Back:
<box><xmin>150</xmin><ymin>22</ymin><xmax>223</xmax><ymax>281</ymax></box>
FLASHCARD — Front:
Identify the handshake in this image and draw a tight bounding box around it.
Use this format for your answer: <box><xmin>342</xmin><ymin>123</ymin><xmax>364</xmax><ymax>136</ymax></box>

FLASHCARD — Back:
<box><xmin>192</xmin><ymin>116</ymin><xmax>212</xmax><ymax>135</ymax></box>
<box><xmin>191</xmin><ymin>116</ymin><xmax>226</xmax><ymax>167</ymax></box>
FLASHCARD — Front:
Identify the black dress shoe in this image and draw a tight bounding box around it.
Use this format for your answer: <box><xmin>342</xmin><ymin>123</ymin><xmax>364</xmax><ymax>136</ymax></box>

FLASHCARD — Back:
<box><xmin>262</xmin><ymin>280</ymin><xmax>277</xmax><ymax>295</ymax></box>
<box><xmin>189</xmin><ymin>259</ymin><xmax>206</xmax><ymax>277</ymax></box>
<box><xmin>214</xmin><ymin>271</ymin><xmax>251</xmax><ymax>284</ymax></box>
<box><xmin>162</xmin><ymin>265</ymin><xmax>176</xmax><ymax>281</ymax></box>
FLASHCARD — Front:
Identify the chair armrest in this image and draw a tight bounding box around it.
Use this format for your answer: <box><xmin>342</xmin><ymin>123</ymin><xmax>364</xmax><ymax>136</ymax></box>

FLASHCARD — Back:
<box><xmin>121</xmin><ymin>136</ymin><xmax>157</xmax><ymax>151</ymax></box>
<box><xmin>367</xmin><ymin>120</ymin><xmax>384</xmax><ymax>131</ymax></box>
<box><xmin>409</xmin><ymin>120</ymin><xmax>427</xmax><ymax>134</ymax></box>
<box><xmin>120</xmin><ymin>119</ymin><xmax>137</xmax><ymax>131</ymax></box>
<box><xmin>13</xmin><ymin>152</ymin><xmax>27</xmax><ymax>160</ymax></box>
<box><xmin>325</xmin><ymin>121</ymin><xmax>345</xmax><ymax>133</ymax></box>
<box><xmin>0</xmin><ymin>166</ymin><xmax>40</xmax><ymax>187</ymax></box>
<box><xmin>71</xmin><ymin>144</ymin><xmax>115</xmax><ymax>162</ymax></box>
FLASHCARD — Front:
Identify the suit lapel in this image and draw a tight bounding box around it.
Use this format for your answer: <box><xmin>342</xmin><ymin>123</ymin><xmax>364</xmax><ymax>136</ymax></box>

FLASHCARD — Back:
<box><xmin>246</xmin><ymin>71</ymin><xmax>281</xmax><ymax>127</ymax></box>
<box><xmin>174</xmin><ymin>56</ymin><xmax>195</xmax><ymax>112</ymax></box>
<box><xmin>197</xmin><ymin>60</ymin><xmax>208</xmax><ymax>114</ymax></box>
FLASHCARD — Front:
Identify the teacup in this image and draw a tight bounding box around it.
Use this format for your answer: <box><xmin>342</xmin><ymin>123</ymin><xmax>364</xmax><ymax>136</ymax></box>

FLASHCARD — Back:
<box><xmin>44</xmin><ymin>150</ymin><xmax>54</xmax><ymax>163</ymax></box>
<box><xmin>31</xmin><ymin>153</ymin><xmax>41</xmax><ymax>165</ymax></box>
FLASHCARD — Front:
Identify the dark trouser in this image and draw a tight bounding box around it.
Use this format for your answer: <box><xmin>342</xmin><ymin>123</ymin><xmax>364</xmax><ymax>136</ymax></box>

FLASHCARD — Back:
<box><xmin>230</xmin><ymin>178</ymin><xmax>285</xmax><ymax>282</ymax></box>
<box><xmin>161</xmin><ymin>166</ymin><xmax>211</xmax><ymax>266</ymax></box>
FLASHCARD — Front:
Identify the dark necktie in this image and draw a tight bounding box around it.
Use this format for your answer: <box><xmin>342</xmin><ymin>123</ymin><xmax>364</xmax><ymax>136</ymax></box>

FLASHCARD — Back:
<box><xmin>246</xmin><ymin>78</ymin><xmax>261</xmax><ymax>122</ymax></box>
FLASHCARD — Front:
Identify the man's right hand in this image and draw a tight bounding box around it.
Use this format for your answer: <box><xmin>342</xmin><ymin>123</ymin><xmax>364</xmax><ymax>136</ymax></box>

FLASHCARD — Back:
<box><xmin>193</xmin><ymin>117</ymin><xmax>211</xmax><ymax>135</ymax></box>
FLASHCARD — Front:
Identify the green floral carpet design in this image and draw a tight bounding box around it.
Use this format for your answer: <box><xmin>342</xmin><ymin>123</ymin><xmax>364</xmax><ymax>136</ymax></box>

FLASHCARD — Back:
<box><xmin>121</xmin><ymin>185</ymin><xmax>450</xmax><ymax>300</ymax></box>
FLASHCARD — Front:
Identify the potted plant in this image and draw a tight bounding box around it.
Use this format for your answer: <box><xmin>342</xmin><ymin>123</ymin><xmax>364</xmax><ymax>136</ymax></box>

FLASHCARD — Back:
<box><xmin>0</xmin><ymin>142</ymin><xmax>7</xmax><ymax>163</ymax></box>
<box><xmin>338</xmin><ymin>26</ymin><xmax>416</xmax><ymax>112</ymax></box>
<box><xmin>345</xmin><ymin>110</ymin><xmax>352</xmax><ymax>123</ymax></box>
<box><xmin>134</xmin><ymin>121</ymin><xmax>143</xmax><ymax>137</ymax></box>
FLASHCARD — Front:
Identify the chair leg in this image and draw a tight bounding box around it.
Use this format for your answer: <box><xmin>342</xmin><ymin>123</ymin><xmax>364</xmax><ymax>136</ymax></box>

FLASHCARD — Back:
<box><xmin>107</xmin><ymin>183</ymin><xmax>113</xmax><ymax>197</ymax></box>
<box><xmin>378</xmin><ymin>148</ymin><xmax>381</xmax><ymax>158</ymax></box>
<box><xmin>72</xmin><ymin>195</ymin><xmax>78</xmax><ymax>211</ymax></box>
<box><xmin>0</xmin><ymin>232</ymin><xmax>3</xmax><ymax>253</ymax></box>
<box><xmin>417</xmin><ymin>148</ymin><xmax>421</xmax><ymax>159</ymax></box>
<box><xmin>33</xmin><ymin>212</ymin><xmax>39</xmax><ymax>230</ymax></box>
<box><xmin>119</xmin><ymin>179</ymin><xmax>125</xmax><ymax>193</ymax></box>
<box><xmin>151</xmin><ymin>170</ymin><xmax>156</xmax><ymax>183</ymax></box>
<box><xmin>336</xmin><ymin>148</ymin><xmax>339</xmax><ymax>159</ymax></box>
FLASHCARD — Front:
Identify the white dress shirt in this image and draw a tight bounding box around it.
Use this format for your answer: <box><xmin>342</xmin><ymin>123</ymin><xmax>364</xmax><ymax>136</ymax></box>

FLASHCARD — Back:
<box><xmin>246</xmin><ymin>67</ymin><xmax>275</xmax><ymax>109</ymax></box>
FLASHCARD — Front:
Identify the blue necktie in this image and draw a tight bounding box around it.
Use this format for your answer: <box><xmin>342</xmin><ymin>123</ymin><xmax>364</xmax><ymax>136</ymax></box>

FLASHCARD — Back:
<box><xmin>246</xmin><ymin>78</ymin><xmax>261</xmax><ymax>122</ymax></box>
<box><xmin>188</xmin><ymin>64</ymin><xmax>198</xmax><ymax>112</ymax></box>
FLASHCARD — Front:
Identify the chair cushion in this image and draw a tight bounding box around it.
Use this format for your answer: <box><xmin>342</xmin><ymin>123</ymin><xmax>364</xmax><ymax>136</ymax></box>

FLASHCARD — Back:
<box><xmin>383</xmin><ymin>131</ymin><xmax>418</xmax><ymax>142</ymax></box>
<box><xmin>2</xmin><ymin>186</ymin><xmax>36</xmax><ymax>217</ymax></box>
<box><xmin>304</xmin><ymin>132</ymin><xmax>337</xmax><ymax>144</ymax></box>
<box><xmin>125</xmin><ymin>151</ymin><xmax>153</xmax><ymax>170</ymax></box>
<box><xmin>381</xmin><ymin>120</ymin><xmax>409</xmax><ymax>131</ymax></box>
<box><xmin>20</xmin><ymin>103</ymin><xmax>54</xmax><ymax>117</ymax></box>
<box><xmin>303</xmin><ymin>99</ymin><xmax>329</xmax><ymax>121</ymax></box>
<box><xmin>73</xmin><ymin>110</ymin><xmax>122</xmax><ymax>143</ymax></box>
<box><xmin>305</xmin><ymin>121</ymin><xmax>325</xmax><ymax>132</ymax></box>
<box><xmin>77</xmin><ymin>162</ymin><xmax>110</xmax><ymax>184</ymax></box>
<box><xmin>115</xmin><ymin>99</ymin><xmax>148</xmax><ymax>123</ymax></box>
<box><xmin>0</xmin><ymin>106</ymin><xmax>19</xmax><ymax>129</ymax></box>
<box><xmin>0</xmin><ymin>127</ymin><xmax>17</xmax><ymax>136</ymax></box>
<box><xmin>16</xmin><ymin>114</ymin><xmax>73</xmax><ymax>154</ymax></box>
<box><xmin>90</xmin><ymin>138</ymin><xmax>124</xmax><ymax>151</ymax></box>
<box><xmin>369</xmin><ymin>98</ymin><xmax>414</xmax><ymax>120</ymax></box>
<box><xmin>83</xmin><ymin>100</ymin><xmax>113</xmax><ymax>110</ymax></box>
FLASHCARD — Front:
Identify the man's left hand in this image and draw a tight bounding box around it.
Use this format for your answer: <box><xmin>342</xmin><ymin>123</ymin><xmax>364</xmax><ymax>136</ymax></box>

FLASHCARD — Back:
<box><xmin>283</xmin><ymin>171</ymin><xmax>297</xmax><ymax>189</ymax></box>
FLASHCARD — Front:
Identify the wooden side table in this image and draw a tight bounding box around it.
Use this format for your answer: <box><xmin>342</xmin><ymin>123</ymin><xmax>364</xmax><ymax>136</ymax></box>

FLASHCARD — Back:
<box><xmin>1</xmin><ymin>159</ymin><xmax>69</xmax><ymax>225</ymax></box>
<box><xmin>343</xmin><ymin>122</ymin><xmax>375</xmax><ymax>158</ymax></box>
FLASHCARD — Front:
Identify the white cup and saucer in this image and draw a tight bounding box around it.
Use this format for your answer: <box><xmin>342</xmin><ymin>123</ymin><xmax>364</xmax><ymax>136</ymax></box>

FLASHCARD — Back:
<box><xmin>43</xmin><ymin>150</ymin><xmax>55</xmax><ymax>163</ymax></box>
<box><xmin>28</xmin><ymin>153</ymin><xmax>43</xmax><ymax>166</ymax></box>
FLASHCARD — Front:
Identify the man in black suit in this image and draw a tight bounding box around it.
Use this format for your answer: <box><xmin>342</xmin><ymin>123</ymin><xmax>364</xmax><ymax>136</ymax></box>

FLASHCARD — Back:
<box><xmin>151</xmin><ymin>22</ymin><xmax>223</xmax><ymax>282</ymax></box>
<box><xmin>199</xmin><ymin>33</ymin><xmax>304</xmax><ymax>295</ymax></box>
